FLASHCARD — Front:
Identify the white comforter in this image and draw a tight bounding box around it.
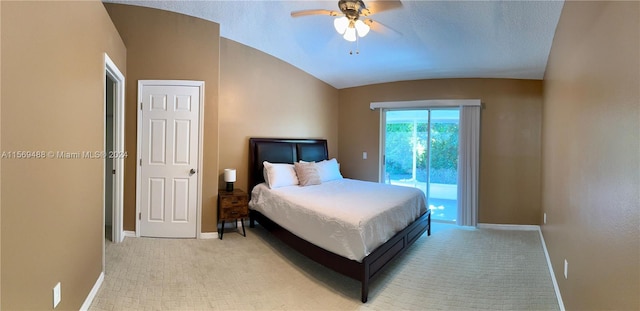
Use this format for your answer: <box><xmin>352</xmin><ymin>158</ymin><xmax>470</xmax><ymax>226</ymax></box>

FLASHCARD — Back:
<box><xmin>249</xmin><ymin>179</ymin><xmax>427</xmax><ymax>262</ymax></box>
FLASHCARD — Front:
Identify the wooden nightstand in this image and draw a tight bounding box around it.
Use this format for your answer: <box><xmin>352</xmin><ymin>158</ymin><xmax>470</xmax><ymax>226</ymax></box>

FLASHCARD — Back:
<box><xmin>217</xmin><ymin>189</ymin><xmax>249</xmax><ymax>239</ymax></box>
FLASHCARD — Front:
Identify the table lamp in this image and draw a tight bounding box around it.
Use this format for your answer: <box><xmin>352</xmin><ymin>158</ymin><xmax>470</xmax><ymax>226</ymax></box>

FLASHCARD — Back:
<box><xmin>224</xmin><ymin>168</ymin><xmax>236</xmax><ymax>192</ymax></box>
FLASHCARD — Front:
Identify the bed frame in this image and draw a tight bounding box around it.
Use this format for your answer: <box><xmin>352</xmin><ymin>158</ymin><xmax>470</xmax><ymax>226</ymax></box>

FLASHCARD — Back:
<box><xmin>247</xmin><ymin>137</ymin><xmax>431</xmax><ymax>303</ymax></box>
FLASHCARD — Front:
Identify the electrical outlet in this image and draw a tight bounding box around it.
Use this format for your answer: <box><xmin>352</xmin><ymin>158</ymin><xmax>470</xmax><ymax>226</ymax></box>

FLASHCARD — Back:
<box><xmin>53</xmin><ymin>282</ymin><xmax>61</xmax><ymax>308</ymax></box>
<box><xmin>543</xmin><ymin>212</ymin><xmax>547</xmax><ymax>224</ymax></box>
<box><xmin>362</xmin><ymin>151</ymin><xmax>368</xmax><ymax>160</ymax></box>
<box><xmin>564</xmin><ymin>259</ymin><xmax>568</xmax><ymax>279</ymax></box>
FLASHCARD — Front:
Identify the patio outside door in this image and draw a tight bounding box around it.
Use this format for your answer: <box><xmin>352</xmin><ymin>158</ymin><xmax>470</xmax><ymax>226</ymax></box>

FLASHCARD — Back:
<box><xmin>382</xmin><ymin>109</ymin><xmax>460</xmax><ymax>222</ymax></box>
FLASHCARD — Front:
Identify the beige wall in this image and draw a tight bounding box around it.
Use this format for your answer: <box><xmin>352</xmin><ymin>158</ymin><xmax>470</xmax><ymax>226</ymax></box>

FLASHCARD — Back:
<box><xmin>0</xmin><ymin>1</ymin><xmax>3</xmax><ymax>302</ymax></box>
<box><xmin>338</xmin><ymin>79</ymin><xmax>543</xmax><ymax>224</ymax></box>
<box><xmin>105</xmin><ymin>4</ymin><xmax>220</xmax><ymax>233</ymax></box>
<box><xmin>2</xmin><ymin>1</ymin><xmax>636</xmax><ymax>309</ymax></box>
<box><xmin>1</xmin><ymin>1</ymin><xmax>126</xmax><ymax>309</ymax></box>
<box><xmin>542</xmin><ymin>2</ymin><xmax>639</xmax><ymax>310</ymax></box>
<box><xmin>219</xmin><ymin>39</ymin><xmax>339</xmax><ymax>197</ymax></box>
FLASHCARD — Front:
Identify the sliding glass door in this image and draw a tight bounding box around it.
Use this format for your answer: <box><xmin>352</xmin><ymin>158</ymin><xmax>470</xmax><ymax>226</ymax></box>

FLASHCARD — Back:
<box><xmin>383</xmin><ymin>109</ymin><xmax>460</xmax><ymax>222</ymax></box>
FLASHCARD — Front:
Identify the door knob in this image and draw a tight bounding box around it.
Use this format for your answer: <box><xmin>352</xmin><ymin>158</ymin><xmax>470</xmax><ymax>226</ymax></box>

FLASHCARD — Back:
<box><xmin>190</xmin><ymin>168</ymin><xmax>197</xmax><ymax>175</ymax></box>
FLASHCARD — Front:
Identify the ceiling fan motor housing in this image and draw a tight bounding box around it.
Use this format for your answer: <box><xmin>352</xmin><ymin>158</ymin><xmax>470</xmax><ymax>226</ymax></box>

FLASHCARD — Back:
<box><xmin>338</xmin><ymin>0</ymin><xmax>366</xmax><ymax>20</ymax></box>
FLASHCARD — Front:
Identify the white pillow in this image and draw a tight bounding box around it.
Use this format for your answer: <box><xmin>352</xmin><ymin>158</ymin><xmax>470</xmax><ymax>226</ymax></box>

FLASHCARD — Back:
<box><xmin>263</xmin><ymin>161</ymin><xmax>299</xmax><ymax>189</ymax></box>
<box><xmin>314</xmin><ymin>158</ymin><xmax>343</xmax><ymax>182</ymax></box>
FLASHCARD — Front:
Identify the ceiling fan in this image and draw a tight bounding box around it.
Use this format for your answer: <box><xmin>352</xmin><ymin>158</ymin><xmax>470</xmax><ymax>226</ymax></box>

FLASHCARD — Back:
<box><xmin>291</xmin><ymin>0</ymin><xmax>402</xmax><ymax>42</ymax></box>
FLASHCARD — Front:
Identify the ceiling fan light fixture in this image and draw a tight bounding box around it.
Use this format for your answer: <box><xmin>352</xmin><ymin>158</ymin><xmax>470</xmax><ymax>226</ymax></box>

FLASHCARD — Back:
<box><xmin>343</xmin><ymin>26</ymin><xmax>357</xmax><ymax>42</ymax></box>
<box><xmin>354</xmin><ymin>19</ymin><xmax>370</xmax><ymax>37</ymax></box>
<box><xmin>333</xmin><ymin>16</ymin><xmax>349</xmax><ymax>34</ymax></box>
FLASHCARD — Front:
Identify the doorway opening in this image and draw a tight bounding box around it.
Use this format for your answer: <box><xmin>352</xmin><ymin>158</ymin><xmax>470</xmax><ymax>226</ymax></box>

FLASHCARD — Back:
<box><xmin>104</xmin><ymin>53</ymin><xmax>125</xmax><ymax>251</ymax></box>
<box><xmin>382</xmin><ymin>109</ymin><xmax>460</xmax><ymax>223</ymax></box>
<box><xmin>105</xmin><ymin>75</ymin><xmax>115</xmax><ymax>241</ymax></box>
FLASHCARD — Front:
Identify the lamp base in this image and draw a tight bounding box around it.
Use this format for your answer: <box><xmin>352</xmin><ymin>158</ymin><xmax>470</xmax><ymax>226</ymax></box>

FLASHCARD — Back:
<box><xmin>226</xmin><ymin>182</ymin><xmax>234</xmax><ymax>192</ymax></box>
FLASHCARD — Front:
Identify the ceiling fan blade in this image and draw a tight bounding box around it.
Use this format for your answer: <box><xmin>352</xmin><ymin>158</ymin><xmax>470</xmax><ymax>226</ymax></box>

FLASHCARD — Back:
<box><xmin>361</xmin><ymin>0</ymin><xmax>403</xmax><ymax>16</ymax></box>
<box><xmin>291</xmin><ymin>9</ymin><xmax>341</xmax><ymax>18</ymax></box>
<box><xmin>364</xmin><ymin>18</ymin><xmax>402</xmax><ymax>36</ymax></box>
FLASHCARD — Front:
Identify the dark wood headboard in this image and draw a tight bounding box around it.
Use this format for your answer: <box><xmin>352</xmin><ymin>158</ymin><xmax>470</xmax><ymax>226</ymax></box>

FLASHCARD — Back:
<box><xmin>248</xmin><ymin>138</ymin><xmax>328</xmax><ymax>191</ymax></box>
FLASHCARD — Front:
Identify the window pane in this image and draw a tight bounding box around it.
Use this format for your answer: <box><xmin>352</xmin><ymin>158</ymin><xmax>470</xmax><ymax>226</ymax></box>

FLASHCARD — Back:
<box><xmin>428</xmin><ymin>109</ymin><xmax>459</xmax><ymax>222</ymax></box>
<box><xmin>384</xmin><ymin>110</ymin><xmax>428</xmax><ymax>195</ymax></box>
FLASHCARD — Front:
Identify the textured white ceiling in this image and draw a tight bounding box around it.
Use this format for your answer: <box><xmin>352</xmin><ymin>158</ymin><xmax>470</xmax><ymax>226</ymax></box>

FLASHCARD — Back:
<box><xmin>104</xmin><ymin>0</ymin><xmax>564</xmax><ymax>89</ymax></box>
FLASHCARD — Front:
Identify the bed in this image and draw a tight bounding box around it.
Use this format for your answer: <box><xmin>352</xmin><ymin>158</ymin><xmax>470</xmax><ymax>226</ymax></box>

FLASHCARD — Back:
<box><xmin>247</xmin><ymin>138</ymin><xmax>431</xmax><ymax>303</ymax></box>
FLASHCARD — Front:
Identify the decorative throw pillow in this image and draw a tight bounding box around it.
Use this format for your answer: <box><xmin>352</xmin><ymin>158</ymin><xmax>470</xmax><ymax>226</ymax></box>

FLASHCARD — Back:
<box><xmin>315</xmin><ymin>158</ymin><xmax>343</xmax><ymax>182</ymax></box>
<box><xmin>294</xmin><ymin>162</ymin><xmax>321</xmax><ymax>186</ymax></box>
<box><xmin>263</xmin><ymin>161</ymin><xmax>299</xmax><ymax>189</ymax></box>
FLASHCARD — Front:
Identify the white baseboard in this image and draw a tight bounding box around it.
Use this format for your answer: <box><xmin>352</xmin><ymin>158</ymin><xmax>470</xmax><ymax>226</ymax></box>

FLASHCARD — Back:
<box><xmin>123</xmin><ymin>230</ymin><xmax>218</xmax><ymax>239</ymax></box>
<box><xmin>200</xmin><ymin>232</ymin><xmax>218</xmax><ymax>239</ymax></box>
<box><xmin>477</xmin><ymin>223</ymin><xmax>540</xmax><ymax>231</ymax></box>
<box><xmin>538</xmin><ymin>228</ymin><xmax>566</xmax><ymax>311</ymax></box>
<box><xmin>80</xmin><ymin>271</ymin><xmax>104</xmax><ymax>311</ymax></box>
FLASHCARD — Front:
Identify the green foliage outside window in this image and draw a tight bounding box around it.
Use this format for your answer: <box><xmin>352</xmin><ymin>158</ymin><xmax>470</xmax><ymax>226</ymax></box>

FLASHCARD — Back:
<box><xmin>385</xmin><ymin>122</ymin><xmax>459</xmax><ymax>184</ymax></box>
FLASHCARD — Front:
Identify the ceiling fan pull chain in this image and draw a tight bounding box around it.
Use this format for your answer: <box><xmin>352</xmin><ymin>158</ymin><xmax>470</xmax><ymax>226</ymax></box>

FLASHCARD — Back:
<box><xmin>349</xmin><ymin>37</ymin><xmax>360</xmax><ymax>55</ymax></box>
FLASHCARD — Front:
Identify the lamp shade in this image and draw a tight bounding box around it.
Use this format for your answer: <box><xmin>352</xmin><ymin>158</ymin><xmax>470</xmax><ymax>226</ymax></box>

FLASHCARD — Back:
<box><xmin>354</xmin><ymin>20</ymin><xmax>370</xmax><ymax>37</ymax></box>
<box><xmin>343</xmin><ymin>27</ymin><xmax>357</xmax><ymax>42</ymax></box>
<box><xmin>224</xmin><ymin>169</ymin><xmax>236</xmax><ymax>182</ymax></box>
<box><xmin>333</xmin><ymin>16</ymin><xmax>349</xmax><ymax>34</ymax></box>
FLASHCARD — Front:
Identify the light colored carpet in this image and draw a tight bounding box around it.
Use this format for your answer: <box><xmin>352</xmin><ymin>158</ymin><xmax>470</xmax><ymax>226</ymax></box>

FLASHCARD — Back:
<box><xmin>89</xmin><ymin>223</ymin><xmax>559</xmax><ymax>310</ymax></box>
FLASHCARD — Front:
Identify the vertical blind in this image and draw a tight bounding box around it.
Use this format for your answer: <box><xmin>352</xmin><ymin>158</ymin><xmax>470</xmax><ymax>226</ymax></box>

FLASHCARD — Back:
<box><xmin>457</xmin><ymin>105</ymin><xmax>480</xmax><ymax>226</ymax></box>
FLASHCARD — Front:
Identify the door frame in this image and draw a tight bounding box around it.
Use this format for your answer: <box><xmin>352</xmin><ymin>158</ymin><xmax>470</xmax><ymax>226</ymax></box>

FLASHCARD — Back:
<box><xmin>374</xmin><ymin>99</ymin><xmax>480</xmax><ymax>225</ymax></box>
<box><xmin>135</xmin><ymin>80</ymin><xmax>205</xmax><ymax>238</ymax></box>
<box><xmin>379</xmin><ymin>109</ymin><xmax>432</xmax><ymax>203</ymax></box>
<box><xmin>104</xmin><ymin>54</ymin><xmax>125</xmax><ymax>246</ymax></box>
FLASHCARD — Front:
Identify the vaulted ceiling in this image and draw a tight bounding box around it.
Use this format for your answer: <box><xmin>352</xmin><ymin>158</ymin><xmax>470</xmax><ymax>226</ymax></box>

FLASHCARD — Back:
<box><xmin>104</xmin><ymin>0</ymin><xmax>564</xmax><ymax>89</ymax></box>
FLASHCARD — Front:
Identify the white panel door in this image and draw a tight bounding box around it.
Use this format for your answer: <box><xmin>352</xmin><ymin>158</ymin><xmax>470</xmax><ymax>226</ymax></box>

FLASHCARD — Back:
<box><xmin>139</xmin><ymin>83</ymin><xmax>200</xmax><ymax>238</ymax></box>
